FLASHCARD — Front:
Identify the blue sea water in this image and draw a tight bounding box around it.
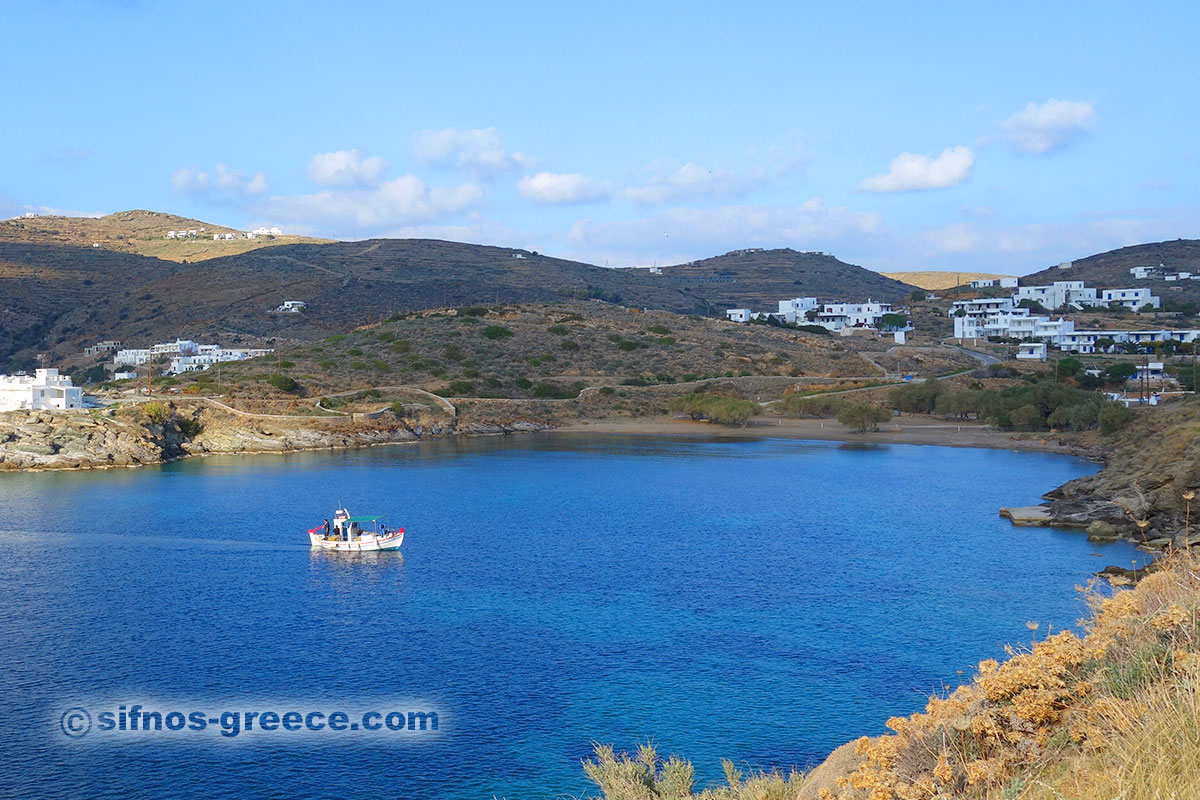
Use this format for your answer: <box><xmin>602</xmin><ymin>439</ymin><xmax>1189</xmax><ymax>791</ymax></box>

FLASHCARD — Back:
<box><xmin>0</xmin><ymin>434</ymin><xmax>1147</xmax><ymax>799</ymax></box>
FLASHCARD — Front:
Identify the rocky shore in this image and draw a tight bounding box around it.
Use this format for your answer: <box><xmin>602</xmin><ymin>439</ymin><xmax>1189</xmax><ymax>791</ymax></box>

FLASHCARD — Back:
<box><xmin>0</xmin><ymin>403</ymin><xmax>552</xmax><ymax>471</ymax></box>
<box><xmin>999</xmin><ymin>397</ymin><xmax>1200</xmax><ymax>551</ymax></box>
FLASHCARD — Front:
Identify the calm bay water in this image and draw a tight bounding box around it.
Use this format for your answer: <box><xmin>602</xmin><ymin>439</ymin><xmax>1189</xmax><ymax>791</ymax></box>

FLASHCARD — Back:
<box><xmin>0</xmin><ymin>434</ymin><xmax>1145</xmax><ymax>799</ymax></box>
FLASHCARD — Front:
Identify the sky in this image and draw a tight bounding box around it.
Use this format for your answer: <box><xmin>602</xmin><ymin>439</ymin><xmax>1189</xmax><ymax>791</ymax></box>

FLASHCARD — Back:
<box><xmin>2</xmin><ymin>1</ymin><xmax>1197</xmax><ymax>274</ymax></box>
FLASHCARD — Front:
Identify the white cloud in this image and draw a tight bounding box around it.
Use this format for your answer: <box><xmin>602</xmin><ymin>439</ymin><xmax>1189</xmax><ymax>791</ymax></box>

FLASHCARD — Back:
<box><xmin>518</xmin><ymin>172</ymin><xmax>611</xmax><ymax>205</ymax></box>
<box><xmin>622</xmin><ymin>162</ymin><xmax>765</xmax><ymax>206</ymax></box>
<box><xmin>414</xmin><ymin>127</ymin><xmax>532</xmax><ymax>173</ymax></box>
<box><xmin>171</xmin><ymin>164</ymin><xmax>268</xmax><ymax>199</ymax></box>
<box><xmin>308</xmin><ymin>149</ymin><xmax>388</xmax><ymax>187</ymax></box>
<box><xmin>378</xmin><ymin>219</ymin><xmax>533</xmax><ymax>248</ymax></box>
<box><xmin>260</xmin><ymin>175</ymin><xmax>483</xmax><ymax>229</ymax></box>
<box><xmin>568</xmin><ymin>199</ymin><xmax>882</xmax><ymax>256</ymax></box>
<box><xmin>858</xmin><ymin>146</ymin><xmax>974</xmax><ymax>192</ymax></box>
<box><xmin>999</xmin><ymin>99</ymin><xmax>1096</xmax><ymax>154</ymax></box>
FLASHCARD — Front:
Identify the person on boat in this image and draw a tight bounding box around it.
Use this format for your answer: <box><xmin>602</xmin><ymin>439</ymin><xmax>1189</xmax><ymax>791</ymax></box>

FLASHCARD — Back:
<box><xmin>322</xmin><ymin>519</ymin><xmax>331</xmax><ymax>539</ymax></box>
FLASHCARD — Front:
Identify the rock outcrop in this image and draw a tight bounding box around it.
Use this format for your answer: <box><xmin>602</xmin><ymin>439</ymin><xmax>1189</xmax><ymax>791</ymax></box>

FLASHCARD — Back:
<box><xmin>0</xmin><ymin>402</ymin><xmax>556</xmax><ymax>471</ymax></box>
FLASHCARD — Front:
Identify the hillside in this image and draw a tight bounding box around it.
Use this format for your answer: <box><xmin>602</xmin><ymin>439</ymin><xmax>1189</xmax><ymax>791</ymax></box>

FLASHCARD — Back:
<box><xmin>1023</xmin><ymin>239</ymin><xmax>1200</xmax><ymax>305</ymax></box>
<box><xmin>665</xmin><ymin>248</ymin><xmax>916</xmax><ymax>305</ymax></box>
<box><xmin>880</xmin><ymin>271</ymin><xmax>1014</xmax><ymax>291</ymax></box>
<box><xmin>0</xmin><ymin>234</ymin><xmax>921</xmax><ymax>370</ymax></box>
<box><xmin>164</xmin><ymin>302</ymin><xmax>894</xmax><ymax>407</ymax></box>
<box><xmin>0</xmin><ymin>209</ymin><xmax>330</xmax><ymax>262</ymax></box>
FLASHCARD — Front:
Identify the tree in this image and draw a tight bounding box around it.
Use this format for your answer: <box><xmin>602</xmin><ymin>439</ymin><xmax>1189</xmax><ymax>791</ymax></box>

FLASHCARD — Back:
<box><xmin>1017</xmin><ymin>298</ymin><xmax>1048</xmax><ymax>313</ymax></box>
<box><xmin>1099</xmin><ymin>402</ymin><xmax>1133</xmax><ymax>435</ymax></box>
<box><xmin>876</xmin><ymin>313</ymin><xmax>908</xmax><ymax>330</ymax></box>
<box><xmin>1055</xmin><ymin>357</ymin><xmax>1082</xmax><ymax>379</ymax></box>
<box><xmin>910</xmin><ymin>289</ymin><xmax>927</xmax><ymax>302</ymax></box>
<box><xmin>1095</xmin><ymin>337</ymin><xmax>1115</xmax><ymax>353</ymax></box>
<box><xmin>837</xmin><ymin>402</ymin><xmax>890</xmax><ymax>433</ymax></box>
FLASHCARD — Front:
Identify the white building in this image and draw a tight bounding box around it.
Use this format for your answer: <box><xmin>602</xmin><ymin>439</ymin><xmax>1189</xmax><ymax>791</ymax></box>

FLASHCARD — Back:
<box><xmin>814</xmin><ymin>300</ymin><xmax>893</xmax><ymax>331</ymax></box>
<box><xmin>725</xmin><ymin>308</ymin><xmax>753</xmax><ymax>323</ymax></box>
<box><xmin>113</xmin><ymin>348</ymin><xmax>151</xmax><ymax>366</ymax></box>
<box><xmin>113</xmin><ymin>371</ymin><xmax>138</xmax><ymax>381</ymax></box>
<box><xmin>1101</xmin><ymin>288</ymin><xmax>1160</xmax><ymax>310</ymax></box>
<box><xmin>775</xmin><ymin>297</ymin><xmax>819</xmax><ymax>323</ymax></box>
<box><xmin>968</xmin><ymin>278</ymin><xmax>1016</xmax><ymax>289</ymax></box>
<box><xmin>0</xmin><ymin>369</ymin><xmax>84</xmax><ymax>411</ymax></box>
<box><xmin>1014</xmin><ymin>281</ymin><xmax>1098</xmax><ymax>310</ymax></box>
<box><xmin>1016</xmin><ymin>342</ymin><xmax>1047</xmax><ymax>361</ymax></box>
<box><xmin>167</xmin><ymin>347</ymin><xmax>274</xmax><ymax>375</ymax></box>
<box><xmin>950</xmin><ymin>297</ymin><xmax>1016</xmax><ymax>338</ymax></box>
<box><xmin>83</xmin><ymin>340</ymin><xmax>122</xmax><ymax>356</ymax></box>
<box><xmin>1130</xmin><ymin>266</ymin><xmax>1155</xmax><ymax>279</ymax></box>
<box><xmin>1135</xmin><ymin>362</ymin><xmax>1165</xmax><ymax>382</ymax></box>
<box><xmin>271</xmin><ymin>300</ymin><xmax>307</xmax><ymax>313</ymax></box>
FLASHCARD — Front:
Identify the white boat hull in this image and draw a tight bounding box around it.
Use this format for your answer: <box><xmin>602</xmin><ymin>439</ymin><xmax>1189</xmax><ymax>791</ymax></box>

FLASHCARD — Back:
<box><xmin>308</xmin><ymin>530</ymin><xmax>405</xmax><ymax>552</ymax></box>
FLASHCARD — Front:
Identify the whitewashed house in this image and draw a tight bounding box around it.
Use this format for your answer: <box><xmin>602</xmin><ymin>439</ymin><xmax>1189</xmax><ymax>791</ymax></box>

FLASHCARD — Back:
<box><xmin>0</xmin><ymin>369</ymin><xmax>84</xmax><ymax>411</ymax></box>
<box><xmin>775</xmin><ymin>297</ymin><xmax>819</xmax><ymax>324</ymax></box>
<box><xmin>725</xmin><ymin>308</ymin><xmax>753</xmax><ymax>323</ymax></box>
<box><xmin>271</xmin><ymin>300</ymin><xmax>307</xmax><ymax>313</ymax></box>
<box><xmin>1016</xmin><ymin>342</ymin><xmax>1047</xmax><ymax>361</ymax></box>
<box><xmin>1101</xmin><ymin>288</ymin><xmax>1160</xmax><ymax>310</ymax></box>
<box><xmin>815</xmin><ymin>300</ymin><xmax>893</xmax><ymax>331</ymax></box>
<box><xmin>113</xmin><ymin>348</ymin><xmax>151</xmax><ymax>366</ymax></box>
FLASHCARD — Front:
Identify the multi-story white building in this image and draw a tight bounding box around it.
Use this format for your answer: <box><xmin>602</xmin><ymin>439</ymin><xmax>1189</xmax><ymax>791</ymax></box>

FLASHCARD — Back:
<box><xmin>0</xmin><ymin>369</ymin><xmax>84</xmax><ymax>411</ymax></box>
<box><xmin>1013</xmin><ymin>281</ymin><xmax>1099</xmax><ymax>310</ymax></box>
<box><xmin>1101</xmin><ymin>288</ymin><xmax>1160</xmax><ymax>310</ymax></box>
<box><xmin>113</xmin><ymin>348</ymin><xmax>152</xmax><ymax>366</ymax></box>
<box><xmin>950</xmin><ymin>297</ymin><xmax>1016</xmax><ymax>338</ymax></box>
<box><xmin>167</xmin><ymin>348</ymin><xmax>274</xmax><ymax>375</ymax></box>
<box><xmin>775</xmin><ymin>297</ymin><xmax>819</xmax><ymax>323</ymax></box>
<box><xmin>814</xmin><ymin>300</ymin><xmax>894</xmax><ymax>331</ymax></box>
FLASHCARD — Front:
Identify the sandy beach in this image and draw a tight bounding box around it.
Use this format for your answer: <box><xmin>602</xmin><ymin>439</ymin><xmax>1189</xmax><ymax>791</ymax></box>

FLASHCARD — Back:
<box><xmin>553</xmin><ymin>415</ymin><xmax>1088</xmax><ymax>454</ymax></box>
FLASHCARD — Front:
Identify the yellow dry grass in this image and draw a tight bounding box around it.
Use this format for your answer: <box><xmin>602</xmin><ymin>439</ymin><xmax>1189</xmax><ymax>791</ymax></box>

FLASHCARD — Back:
<box><xmin>880</xmin><ymin>272</ymin><xmax>1016</xmax><ymax>291</ymax></box>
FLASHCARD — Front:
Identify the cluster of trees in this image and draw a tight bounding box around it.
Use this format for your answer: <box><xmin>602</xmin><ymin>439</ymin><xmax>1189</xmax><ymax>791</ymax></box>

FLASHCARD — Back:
<box><xmin>668</xmin><ymin>392</ymin><xmax>759</xmax><ymax>425</ymax></box>
<box><xmin>888</xmin><ymin>378</ymin><xmax>1132</xmax><ymax>433</ymax></box>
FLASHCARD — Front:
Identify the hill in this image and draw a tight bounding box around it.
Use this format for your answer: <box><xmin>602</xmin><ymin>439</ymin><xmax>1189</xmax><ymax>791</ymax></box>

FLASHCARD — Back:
<box><xmin>162</xmin><ymin>301</ymin><xmax>887</xmax><ymax>406</ymax></box>
<box><xmin>0</xmin><ymin>209</ymin><xmax>330</xmax><ymax>262</ymax></box>
<box><xmin>664</xmin><ymin>248</ymin><xmax>916</xmax><ymax>306</ymax></box>
<box><xmin>880</xmin><ymin>270</ymin><xmax>1014</xmax><ymax>291</ymax></box>
<box><xmin>1023</xmin><ymin>239</ymin><xmax>1200</xmax><ymax>306</ymax></box>
<box><xmin>1</xmin><ymin>232</ymin><xmax>924</xmax><ymax>369</ymax></box>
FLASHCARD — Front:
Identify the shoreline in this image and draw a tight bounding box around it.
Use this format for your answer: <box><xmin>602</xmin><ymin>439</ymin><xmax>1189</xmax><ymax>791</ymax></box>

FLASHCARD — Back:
<box><xmin>551</xmin><ymin>415</ymin><xmax>1091</xmax><ymax>456</ymax></box>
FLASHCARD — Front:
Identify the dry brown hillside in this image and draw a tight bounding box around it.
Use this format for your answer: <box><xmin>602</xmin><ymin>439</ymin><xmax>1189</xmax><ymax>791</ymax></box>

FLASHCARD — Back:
<box><xmin>881</xmin><ymin>271</ymin><xmax>1015</xmax><ymax>291</ymax></box>
<box><xmin>0</xmin><ymin>209</ymin><xmax>330</xmax><ymax>262</ymax></box>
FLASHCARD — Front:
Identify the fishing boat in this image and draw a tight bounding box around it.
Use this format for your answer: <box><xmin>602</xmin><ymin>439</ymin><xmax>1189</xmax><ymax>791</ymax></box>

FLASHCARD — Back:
<box><xmin>308</xmin><ymin>508</ymin><xmax>405</xmax><ymax>552</ymax></box>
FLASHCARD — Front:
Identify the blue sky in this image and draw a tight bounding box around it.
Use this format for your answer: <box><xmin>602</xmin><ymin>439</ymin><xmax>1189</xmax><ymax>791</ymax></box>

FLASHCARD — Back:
<box><xmin>2</xmin><ymin>1</ymin><xmax>1197</xmax><ymax>274</ymax></box>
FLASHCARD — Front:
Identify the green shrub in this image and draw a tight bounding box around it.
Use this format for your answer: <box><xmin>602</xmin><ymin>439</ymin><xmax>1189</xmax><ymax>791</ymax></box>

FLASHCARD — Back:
<box><xmin>515</xmin><ymin>377</ymin><xmax>533</xmax><ymax>389</ymax></box>
<box><xmin>1099</xmin><ymin>402</ymin><xmax>1134</xmax><ymax>435</ymax></box>
<box><xmin>668</xmin><ymin>393</ymin><xmax>758</xmax><ymax>425</ymax></box>
<box><xmin>547</xmin><ymin>324</ymin><xmax>570</xmax><ymax>335</ymax></box>
<box><xmin>482</xmin><ymin>325</ymin><xmax>513</xmax><ymax>340</ymax></box>
<box><xmin>780</xmin><ymin>394</ymin><xmax>844</xmax><ymax>417</ymax></box>
<box><xmin>560</xmin><ymin>339</ymin><xmax>579</xmax><ymax>351</ymax></box>
<box><xmin>316</xmin><ymin>359</ymin><xmax>335</xmax><ymax>369</ymax></box>
<box><xmin>346</xmin><ymin>348</ymin><xmax>364</xmax><ymax>356</ymax></box>
<box><xmin>391</xmin><ymin>340</ymin><xmax>411</xmax><ymax>354</ymax></box>
<box><xmin>143</xmin><ymin>401</ymin><xmax>171</xmax><ymax>425</ymax></box>
<box><xmin>645</xmin><ymin>324</ymin><xmax>671</xmax><ymax>335</ymax></box>
<box><xmin>532</xmin><ymin>381</ymin><xmax>573</xmax><ymax>399</ymax></box>
<box><xmin>438</xmin><ymin>380</ymin><xmax>475</xmax><ymax>396</ymax></box>
<box><xmin>266</xmin><ymin>374</ymin><xmax>299</xmax><ymax>392</ymax></box>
